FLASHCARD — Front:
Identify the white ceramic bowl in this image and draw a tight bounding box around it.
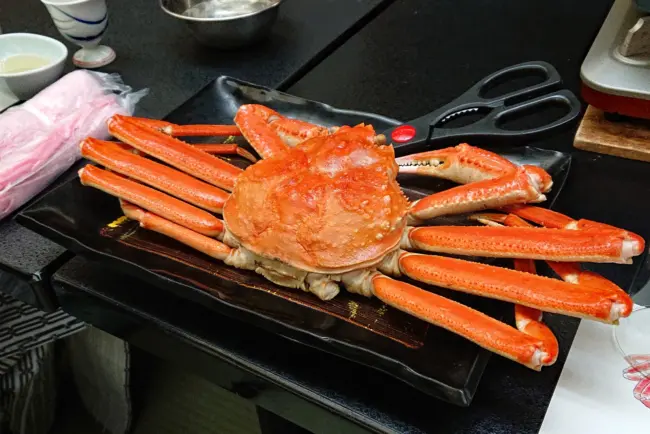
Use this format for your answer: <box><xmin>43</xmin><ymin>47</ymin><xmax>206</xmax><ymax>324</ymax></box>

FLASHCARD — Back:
<box><xmin>0</xmin><ymin>33</ymin><xmax>68</xmax><ymax>100</ymax></box>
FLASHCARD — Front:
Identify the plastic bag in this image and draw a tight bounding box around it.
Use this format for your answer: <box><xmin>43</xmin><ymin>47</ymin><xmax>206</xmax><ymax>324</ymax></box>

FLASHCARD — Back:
<box><xmin>0</xmin><ymin>70</ymin><xmax>148</xmax><ymax>220</ymax></box>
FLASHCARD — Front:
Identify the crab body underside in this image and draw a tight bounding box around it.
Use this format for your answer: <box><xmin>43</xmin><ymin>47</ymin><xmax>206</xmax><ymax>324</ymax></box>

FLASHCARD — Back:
<box><xmin>77</xmin><ymin>104</ymin><xmax>645</xmax><ymax>371</ymax></box>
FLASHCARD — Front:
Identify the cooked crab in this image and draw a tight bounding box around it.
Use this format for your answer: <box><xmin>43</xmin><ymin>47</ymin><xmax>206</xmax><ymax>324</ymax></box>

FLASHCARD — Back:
<box><xmin>77</xmin><ymin>104</ymin><xmax>645</xmax><ymax>370</ymax></box>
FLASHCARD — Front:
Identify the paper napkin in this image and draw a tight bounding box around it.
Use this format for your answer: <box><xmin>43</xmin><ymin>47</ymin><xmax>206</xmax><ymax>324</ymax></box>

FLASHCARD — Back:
<box><xmin>539</xmin><ymin>304</ymin><xmax>650</xmax><ymax>433</ymax></box>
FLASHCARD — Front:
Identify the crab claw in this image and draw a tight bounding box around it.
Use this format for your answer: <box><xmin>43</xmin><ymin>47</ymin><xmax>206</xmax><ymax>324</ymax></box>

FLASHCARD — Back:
<box><xmin>396</xmin><ymin>143</ymin><xmax>553</xmax><ymax>191</ymax></box>
<box><xmin>234</xmin><ymin>104</ymin><xmax>331</xmax><ymax>158</ymax></box>
<box><xmin>396</xmin><ymin>143</ymin><xmax>517</xmax><ymax>184</ymax></box>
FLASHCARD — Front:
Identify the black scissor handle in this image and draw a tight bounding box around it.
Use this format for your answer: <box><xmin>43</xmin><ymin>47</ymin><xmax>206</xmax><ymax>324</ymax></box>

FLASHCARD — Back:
<box><xmin>386</xmin><ymin>61</ymin><xmax>582</xmax><ymax>157</ymax></box>
<box><xmin>458</xmin><ymin>60</ymin><xmax>562</xmax><ymax>107</ymax></box>
<box><xmin>428</xmin><ymin>89</ymin><xmax>582</xmax><ymax>144</ymax></box>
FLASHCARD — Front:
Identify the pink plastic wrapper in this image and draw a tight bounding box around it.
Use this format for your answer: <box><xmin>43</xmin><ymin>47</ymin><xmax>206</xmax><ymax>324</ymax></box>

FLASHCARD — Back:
<box><xmin>0</xmin><ymin>70</ymin><xmax>148</xmax><ymax>220</ymax></box>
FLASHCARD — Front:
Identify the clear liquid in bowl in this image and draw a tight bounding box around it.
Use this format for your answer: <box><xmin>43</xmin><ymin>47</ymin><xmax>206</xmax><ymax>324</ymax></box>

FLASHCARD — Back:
<box><xmin>0</xmin><ymin>54</ymin><xmax>50</xmax><ymax>74</ymax></box>
<box><xmin>183</xmin><ymin>0</ymin><xmax>276</xmax><ymax>19</ymax></box>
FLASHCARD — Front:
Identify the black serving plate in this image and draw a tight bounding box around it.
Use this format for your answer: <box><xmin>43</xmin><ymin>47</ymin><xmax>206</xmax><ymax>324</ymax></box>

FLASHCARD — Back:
<box><xmin>17</xmin><ymin>76</ymin><xmax>572</xmax><ymax>406</ymax></box>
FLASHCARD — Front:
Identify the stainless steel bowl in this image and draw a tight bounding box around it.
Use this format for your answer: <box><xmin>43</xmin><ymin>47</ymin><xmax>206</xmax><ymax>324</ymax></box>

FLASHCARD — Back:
<box><xmin>160</xmin><ymin>0</ymin><xmax>281</xmax><ymax>49</ymax></box>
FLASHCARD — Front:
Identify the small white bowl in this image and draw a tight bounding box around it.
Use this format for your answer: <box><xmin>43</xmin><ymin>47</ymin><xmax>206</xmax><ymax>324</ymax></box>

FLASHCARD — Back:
<box><xmin>0</xmin><ymin>33</ymin><xmax>68</xmax><ymax>100</ymax></box>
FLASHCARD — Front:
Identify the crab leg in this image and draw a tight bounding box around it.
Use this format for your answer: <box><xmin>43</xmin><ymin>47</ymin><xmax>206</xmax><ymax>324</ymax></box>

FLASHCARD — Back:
<box><xmin>120</xmin><ymin>201</ymin><xmax>231</xmax><ymax>260</ymax></box>
<box><xmin>504</xmin><ymin>204</ymin><xmax>642</xmax><ymax>237</ymax></box>
<box><xmin>402</xmin><ymin>224</ymin><xmax>643</xmax><ymax>264</ymax></box>
<box><xmin>502</xmin><ymin>204</ymin><xmax>592</xmax><ymax>229</ymax></box>
<box><xmin>502</xmin><ymin>205</ymin><xmax>646</xmax><ymax>253</ymax></box>
<box><xmin>387</xmin><ymin>251</ymin><xmax>633</xmax><ymax>323</ymax></box>
<box><xmin>471</xmin><ymin>212</ymin><xmax>632</xmax><ymax>296</ymax></box>
<box><xmin>81</xmin><ymin>138</ymin><xmax>229</xmax><ymax>214</ymax></box>
<box><xmin>108</xmin><ymin>115</ymin><xmax>242</xmax><ymax>191</ymax></box>
<box><xmin>466</xmin><ymin>212</ymin><xmax>566</xmax><ymax>358</ymax></box>
<box><xmin>126</xmin><ymin>116</ymin><xmax>242</xmax><ymax>137</ymax></box>
<box><xmin>79</xmin><ymin>165</ymin><xmax>224</xmax><ymax>237</ymax></box>
<box><xmin>192</xmin><ymin>144</ymin><xmax>258</xmax><ymax>163</ymax></box>
<box><xmin>369</xmin><ymin>274</ymin><xmax>556</xmax><ymax>370</ymax></box>
<box><xmin>510</xmin><ymin>259</ymin><xmax>558</xmax><ymax>362</ymax></box>
<box><xmin>407</xmin><ymin>166</ymin><xmax>547</xmax><ymax>223</ymax></box>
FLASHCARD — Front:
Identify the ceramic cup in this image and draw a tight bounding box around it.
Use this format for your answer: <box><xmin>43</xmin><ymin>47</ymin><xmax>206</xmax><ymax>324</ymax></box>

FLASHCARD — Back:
<box><xmin>40</xmin><ymin>0</ymin><xmax>116</xmax><ymax>68</ymax></box>
<box><xmin>0</xmin><ymin>33</ymin><xmax>67</xmax><ymax>100</ymax></box>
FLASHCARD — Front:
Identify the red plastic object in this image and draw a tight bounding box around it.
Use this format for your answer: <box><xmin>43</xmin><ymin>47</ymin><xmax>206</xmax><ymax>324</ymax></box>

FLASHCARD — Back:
<box><xmin>391</xmin><ymin>125</ymin><xmax>417</xmax><ymax>143</ymax></box>
<box><xmin>581</xmin><ymin>83</ymin><xmax>650</xmax><ymax>120</ymax></box>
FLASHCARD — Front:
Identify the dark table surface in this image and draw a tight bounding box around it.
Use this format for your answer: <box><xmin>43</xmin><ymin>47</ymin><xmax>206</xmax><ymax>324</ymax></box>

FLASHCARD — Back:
<box><xmin>0</xmin><ymin>0</ymin><xmax>392</xmax><ymax>118</ymax></box>
<box><xmin>0</xmin><ymin>0</ymin><xmax>392</xmax><ymax>296</ymax></box>
<box><xmin>11</xmin><ymin>0</ymin><xmax>650</xmax><ymax>432</ymax></box>
<box><xmin>52</xmin><ymin>256</ymin><xmax>588</xmax><ymax>434</ymax></box>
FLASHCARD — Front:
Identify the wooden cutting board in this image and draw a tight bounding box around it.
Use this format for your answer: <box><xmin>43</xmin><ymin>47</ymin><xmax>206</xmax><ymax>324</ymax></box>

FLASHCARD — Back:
<box><xmin>574</xmin><ymin>105</ymin><xmax>650</xmax><ymax>162</ymax></box>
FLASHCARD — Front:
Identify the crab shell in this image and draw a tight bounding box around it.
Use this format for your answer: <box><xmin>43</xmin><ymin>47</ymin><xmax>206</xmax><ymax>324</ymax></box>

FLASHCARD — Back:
<box><xmin>223</xmin><ymin>125</ymin><xmax>410</xmax><ymax>273</ymax></box>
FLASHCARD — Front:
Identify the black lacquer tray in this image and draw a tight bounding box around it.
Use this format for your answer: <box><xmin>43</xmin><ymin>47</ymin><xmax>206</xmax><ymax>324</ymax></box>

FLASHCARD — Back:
<box><xmin>17</xmin><ymin>76</ymin><xmax>572</xmax><ymax>406</ymax></box>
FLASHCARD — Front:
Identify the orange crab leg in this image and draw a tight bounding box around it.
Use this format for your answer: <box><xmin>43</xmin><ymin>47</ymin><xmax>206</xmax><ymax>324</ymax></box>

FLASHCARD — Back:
<box><xmin>408</xmin><ymin>166</ymin><xmax>546</xmax><ymax>223</ymax></box>
<box><xmin>126</xmin><ymin>116</ymin><xmax>242</xmax><ymax>137</ymax></box>
<box><xmin>500</xmin><ymin>205</ymin><xmax>646</xmax><ymax>255</ymax></box>
<box><xmin>79</xmin><ymin>165</ymin><xmax>224</xmax><ymax>237</ymax></box>
<box><xmin>546</xmin><ymin>262</ymin><xmax>630</xmax><ymax>294</ymax></box>
<box><xmin>504</xmin><ymin>205</ymin><xmax>645</xmax><ymax>240</ymax></box>
<box><xmin>510</xmin><ymin>258</ymin><xmax>559</xmax><ymax>365</ymax></box>
<box><xmin>468</xmin><ymin>212</ymin><xmax>561</xmax><ymax>361</ymax></box>
<box><xmin>81</xmin><ymin>138</ymin><xmax>229</xmax><ymax>214</ymax></box>
<box><xmin>403</xmin><ymin>225</ymin><xmax>642</xmax><ymax>264</ymax></box>
<box><xmin>471</xmin><ymin>211</ymin><xmax>633</xmax><ymax>296</ymax></box>
<box><xmin>395</xmin><ymin>251</ymin><xmax>633</xmax><ymax>323</ymax></box>
<box><xmin>120</xmin><ymin>201</ymin><xmax>231</xmax><ymax>260</ymax></box>
<box><xmin>370</xmin><ymin>274</ymin><xmax>555</xmax><ymax>370</ymax></box>
<box><xmin>192</xmin><ymin>144</ymin><xmax>258</xmax><ymax>163</ymax></box>
<box><xmin>502</xmin><ymin>205</ymin><xmax>576</xmax><ymax>228</ymax></box>
<box><xmin>108</xmin><ymin>115</ymin><xmax>242</xmax><ymax>191</ymax></box>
